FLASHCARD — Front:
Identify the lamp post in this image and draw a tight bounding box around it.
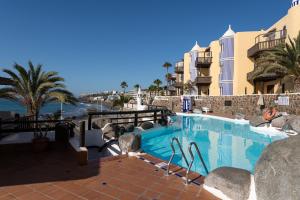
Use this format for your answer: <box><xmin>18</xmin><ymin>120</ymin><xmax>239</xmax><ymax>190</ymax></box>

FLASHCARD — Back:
<box><xmin>97</xmin><ymin>97</ymin><xmax>99</xmax><ymax>112</ymax></box>
<box><xmin>60</xmin><ymin>102</ymin><xmax>63</xmax><ymax>120</ymax></box>
<box><xmin>100</xmin><ymin>98</ymin><xmax>103</xmax><ymax>112</ymax></box>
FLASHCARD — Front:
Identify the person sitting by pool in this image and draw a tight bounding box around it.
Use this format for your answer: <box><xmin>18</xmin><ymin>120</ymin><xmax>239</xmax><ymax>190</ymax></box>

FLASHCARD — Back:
<box><xmin>263</xmin><ymin>107</ymin><xmax>278</xmax><ymax>121</ymax></box>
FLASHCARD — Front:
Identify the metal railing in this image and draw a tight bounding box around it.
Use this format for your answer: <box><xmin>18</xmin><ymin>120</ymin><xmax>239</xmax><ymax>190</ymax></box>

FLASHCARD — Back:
<box><xmin>166</xmin><ymin>137</ymin><xmax>189</xmax><ymax>176</ymax></box>
<box><xmin>185</xmin><ymin>142</ymin><xmax>208</xmax><ymax>184</ymax></box>
<box><xmin>87</xmin><ymin>109</ymin><xmax>166</xmax><ymax>130</ymax></box>
<box><xmin>175</xmin><ymin>66</ymin><xmax>184</xmax><ymax>73</ymax></box>
<box><xmin>0</xmin><ymin>118</ymin><xmax>73</xmax><ymax>134</ymax></box>
<box><xmin>248</xmin><ymin>29</ymin><xmax>286</xmax><ymax>57</ymax></box>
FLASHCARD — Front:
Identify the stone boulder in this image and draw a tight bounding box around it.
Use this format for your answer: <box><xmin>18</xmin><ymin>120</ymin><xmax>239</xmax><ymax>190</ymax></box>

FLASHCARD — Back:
<box><xmin>118</xmin><ymin>133</ymin><xmax>141</xmax><ymax>153</ymax></box>
<box><xmin>158</xmin><ymin>118</ymin><xmax>168</xmax><ymax>126</ymax></box>
<box><xmin>282</xmin><ymin>116</ymin><xmax>300</xmax><ymax>133</ymax></box>
<box><xmin>254</xmin><ymin>135</ymin><xmax>300</xmax><ymax>200</ymax></box>
<box><xmin>124</xmin><ymin>124</ymin><xmax>135</xmax><ymax>132</ymax></box>
<box><xmin>249</xmin><ymin>116</ymin><xmax>268</xmax><ymax>127</ymax></box>
<box><xmin>140</xmin><ymin>122</ymin><xmax>154</xmax><ymax>130</ymax></box>
<box><xmin>204</xmin><ymin>167</ymin><xmax>251</xmax><ymax>200</ymax></box>
<box><xmin>235</xmin><ymin>113</ymin><xmax>245</xmax><ymax>120</ymax></box>
<box><xmin>271</xmin><ymin>115</ymin><xmax>288</xmax><ymax>128</ymax></box>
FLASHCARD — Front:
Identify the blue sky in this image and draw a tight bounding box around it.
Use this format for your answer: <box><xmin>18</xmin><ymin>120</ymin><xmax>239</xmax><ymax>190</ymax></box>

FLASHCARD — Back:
<box><xmin>0</xmin><ymin>0</ymin><xmax>290</xmax><ymax>95</ymax></box>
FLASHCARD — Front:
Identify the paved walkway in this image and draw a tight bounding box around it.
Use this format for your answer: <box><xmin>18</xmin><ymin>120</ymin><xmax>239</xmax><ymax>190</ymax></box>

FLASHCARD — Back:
<box><xmin>0</xmin><ymin>148</ymin><xmax>218</xmax><ymax>200</ymax></box>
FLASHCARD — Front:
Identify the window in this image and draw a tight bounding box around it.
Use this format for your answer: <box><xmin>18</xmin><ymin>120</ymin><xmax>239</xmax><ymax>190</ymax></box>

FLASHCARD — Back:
<box><xmin>267</xmin><ymin>85</ymin><xmax>275</xmax><ymax>94</ymax></box>
<box><xmin>282</xmin><ymin>84</ymin><xmax>285</xmax><ymax>93</ymax></box>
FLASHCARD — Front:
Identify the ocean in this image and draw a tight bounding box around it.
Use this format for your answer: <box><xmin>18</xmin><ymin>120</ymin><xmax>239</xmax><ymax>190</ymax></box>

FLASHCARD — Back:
<box><xmin>0</xmin><ymin>99</ymin><xmax>108</xmax><ymax>118</ymax></box>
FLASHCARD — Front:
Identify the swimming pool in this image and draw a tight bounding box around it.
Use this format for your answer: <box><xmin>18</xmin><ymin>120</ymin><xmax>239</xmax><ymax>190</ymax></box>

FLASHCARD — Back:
<box><xmin>141</xmin><ymin>115</ymin><xmax>286</xmax><ymax>175</ymax></box>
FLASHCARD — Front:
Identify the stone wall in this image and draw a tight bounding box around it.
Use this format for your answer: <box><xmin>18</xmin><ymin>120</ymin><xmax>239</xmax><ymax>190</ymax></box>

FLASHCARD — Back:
<box><xmin>152</xmin><ymin>94</ymin><xmax>300</xmax><ymax>117</ymax></box>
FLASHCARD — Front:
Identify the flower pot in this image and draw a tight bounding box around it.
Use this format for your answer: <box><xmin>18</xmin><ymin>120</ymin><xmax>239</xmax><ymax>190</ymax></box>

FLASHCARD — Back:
<box><xmin>32</xmin><ymin>137</ymin><xmax>50</xmax><ymax>152</ymax></box>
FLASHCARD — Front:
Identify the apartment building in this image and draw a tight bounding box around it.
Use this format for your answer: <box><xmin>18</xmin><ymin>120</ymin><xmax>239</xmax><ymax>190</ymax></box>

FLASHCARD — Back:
<box><xmin>171</xmin><ymin>1</ymin><xmax>300</xmax><ymax>96</ymax></box>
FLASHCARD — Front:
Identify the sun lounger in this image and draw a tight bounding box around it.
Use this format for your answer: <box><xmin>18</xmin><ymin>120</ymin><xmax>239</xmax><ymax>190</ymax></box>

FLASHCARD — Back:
<box><xmin>202</xmin><ymin>107</ymin><xmax>211</xmax><ymax>114</ymax></box>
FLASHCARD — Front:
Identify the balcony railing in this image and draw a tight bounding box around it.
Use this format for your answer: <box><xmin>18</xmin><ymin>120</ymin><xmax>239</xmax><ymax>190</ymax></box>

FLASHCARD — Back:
<box><xmin>196</xmin><ymin>57</ymin><xmax>212</xmax><ymax>68</ymax></box>
<box><xmin>175</xmin><ymin>66</ymin><xmax>184</xmax><ymax>74</ymax></box>
<box><xmin>248</xmin><ymin>29</ymin><xmax>286</xmax><ymax>58</ymax></box>
<box><xmin>195</xmin><ymin>76</ymin><xmax>212</xmax><ymax>85</ymax></box>
<box><xmin>173</xmin><ymin>82</ymin><xmax>183</xmax><ymax>88</ymax></box>
<box><xmin>175</xmin><ymin>61</ymin><xmax>184</xmax><ymax>67</ymax></box>
<box><xmin>247</xmin><ymin>70</ymin><xmax>280</xmax><ymax>82</ymax></box>
<box><xmin>170</xmin><ymin>74</ymin><xmax>177</xmax><ymax>80</ymax></box>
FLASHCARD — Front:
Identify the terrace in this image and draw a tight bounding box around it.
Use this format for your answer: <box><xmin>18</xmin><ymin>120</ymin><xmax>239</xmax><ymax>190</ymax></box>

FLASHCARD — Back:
<box><xmin>0</xmin><ymin>110</ymin><xmax>219</xmax><ymax>200</ymax></box>
<box><xmin>247</xmin><ymin>29</ymin><xmax>287</xmax><ymax>58</ymax></box>
<box><xmin>195</xmin><ymin>76</ymin><xmax>212</xmax><ymax>85</ymax></box>
<box><xmin>0</xmin><ymin>148</ymin><xmax>218</xmax><ymax>200</ymax></box>
<box><xmin>175</xmin><ymin>61</ymin><xmax>184</xmax><ymax>74</ymax></box>
<box><xmin>196</xmin><ymin>51</ymin><xmax>212</xmax><ymax>68</ymax></box>
<box><xmin>173</xmin><ymin>82</ymin><xmax>184</xmax><ymax>88</ymax></box>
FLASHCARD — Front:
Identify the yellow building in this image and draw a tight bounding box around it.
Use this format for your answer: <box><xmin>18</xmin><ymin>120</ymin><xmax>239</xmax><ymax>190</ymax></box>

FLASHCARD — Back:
<box><xmin>173</xmin><ymin>1</ymin><xmax>300</xmax><ymax>96</ymax></box>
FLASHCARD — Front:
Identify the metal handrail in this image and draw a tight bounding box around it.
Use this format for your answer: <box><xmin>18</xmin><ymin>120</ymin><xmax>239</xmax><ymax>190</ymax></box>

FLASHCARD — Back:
<box><xmin>185</xmin><ymin>142</ymin><xmax>209</xmax><ymax>184</ymax></box>
<box><xmin>166</xmin><ymin>137</ymin><xmax>189</xmax><ymax>176</ymax></box>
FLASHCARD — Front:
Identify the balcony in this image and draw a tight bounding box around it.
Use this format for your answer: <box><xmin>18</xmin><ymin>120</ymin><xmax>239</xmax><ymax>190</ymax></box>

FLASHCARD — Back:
<box><xmin>170</xmin><ymin>74</ymin><xmax>177</xmax><ymax>80</ymax></box>
<box><xmin>248</xmin><ymin>30</ymin><xmax>286</xmax><ymax>58</ymax></box>
<box><xmin>247</xmin><ymin>70</ymin><xmax>280</xmax><ymax>83</ymax></box>
<box><xmin>175</xmin><ymin>61</ymin><xmax>184</xmax><ymax>74</ymax></box>
<box><xmin>196</xmin><ymin>51</ymin><xmax>212</xmax><ymax>68</ymax></box>
<box><xmin>195</xmin><ymin>76</ymin><xmax>212</xmax><ymax>85</ymax></box>
<box><xmin>173</xmin><ymin>82</ymin><xmax>183</xmax><ymax>88</ymax></box>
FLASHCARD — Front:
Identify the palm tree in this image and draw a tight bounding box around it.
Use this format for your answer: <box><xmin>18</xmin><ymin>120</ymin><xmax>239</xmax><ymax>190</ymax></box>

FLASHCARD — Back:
<box><xmin>148</xmin><ymin>85</ymin><xmax>156</xmax><ymax>96</ymax></box>
<box><xmin>252</xmin><ymin>32</ymin><xmax>300</xmax><ymax>92</ymax></box>
<box><xmin>153</xmin><ymin>79</ymin><xmax>162</xmax><ymax>95</ymax></box>
<box><xmin>0</xmin><ymin>61</ymin><xmax>77</xmax><ymax>119</ymax></box>
<box><xmin>134</xmin><ymin>84</ymin><xmax>140</xmax><ymax>92</ymax></box>
<box><xmin>165</xmin><ymin>73</ymin><xmax>172</xmax><ymax>84</ymax></box>
<box><xmin>163</xmin><ymin>62</ymin><xmax>172</xmax><ymax>86</ymax></box>
<box><xmin>183</xmin><ymin>80</ymin><xmax>195</xmax><ymax>95</ymax></box>
<box><xmin>112</xmin><ymin>95</ymin><xmax>132</xmax><ymax>110</ymax></box>
<box><xmin>163</xmin><ymin>62</ymin><xmax>172</xmax><ymax>74</ymax></box>
<box><xmin>120</xmin><ymin>81</ymin><xmax>128</xmax><ymax>94</ymax></box>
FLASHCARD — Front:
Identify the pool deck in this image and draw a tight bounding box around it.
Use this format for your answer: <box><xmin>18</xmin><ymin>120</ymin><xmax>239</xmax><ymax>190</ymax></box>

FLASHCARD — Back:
<box><xmin>0</xmin><ymin>147</ymin><xmax>219</xmax><ymax>200</ymax></box>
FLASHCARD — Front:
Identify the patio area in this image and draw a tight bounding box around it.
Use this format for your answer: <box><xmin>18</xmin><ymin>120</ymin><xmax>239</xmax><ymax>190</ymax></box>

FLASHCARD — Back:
<box><xmin>0</xmin><ymin>147</ymin><xmax>218</xmax><ymax>200</ymax></box>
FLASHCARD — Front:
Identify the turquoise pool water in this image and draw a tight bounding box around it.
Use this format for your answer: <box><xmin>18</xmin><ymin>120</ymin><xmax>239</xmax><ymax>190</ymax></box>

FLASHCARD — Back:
<box><xmin>141</xmin><ymin>115</ymin><xmax>285</xmax><ymax>175</ymax></box>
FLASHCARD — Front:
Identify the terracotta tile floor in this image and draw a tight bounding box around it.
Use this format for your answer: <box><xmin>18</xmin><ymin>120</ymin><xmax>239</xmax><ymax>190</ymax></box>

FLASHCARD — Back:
<box><xmin>0</xmin><ymin>147</ymin><xmax>219</xmax><ymax>200</ymax></box>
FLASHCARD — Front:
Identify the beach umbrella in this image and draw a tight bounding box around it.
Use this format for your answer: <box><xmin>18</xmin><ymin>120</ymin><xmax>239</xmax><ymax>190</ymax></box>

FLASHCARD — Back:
<box><xmin>257</xmin><ymin>95</ymin><xmax>264</xmax><ymax>106</ymax></box>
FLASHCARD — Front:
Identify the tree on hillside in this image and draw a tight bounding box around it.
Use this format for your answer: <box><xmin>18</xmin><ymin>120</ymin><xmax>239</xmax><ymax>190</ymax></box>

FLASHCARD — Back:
<box><xmin>163</xmin><ymin>62</ymin><xmax>172</xmax><ymax>74</ymax></box>
<box><xmin>148</xmin><ymin>85</ymin><xmax>156</xmax><ymax>97</ymax></box>
<box><xmin>163</xmin><ymin>62</ymin><xmax>172</xmax><ymax>86</ymax></box>
<box><xmin>120</xmin><ymin>81</ymin><xmax>128</xmax><ymax>94</ymax></box>
<box><xmin>134</xmin><ymin>84</ymin><xmax>140</xmax><ymax>92</ymax></box>
<box><xmin>153</xmin><ymin>79</ymin><xmax>162</xmax><ymax>95</ymax></box>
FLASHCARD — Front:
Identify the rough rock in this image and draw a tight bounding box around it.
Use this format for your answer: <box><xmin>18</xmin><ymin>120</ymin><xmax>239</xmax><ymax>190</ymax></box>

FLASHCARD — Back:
<box><xmin>249</xmin><ymin>116</ymin><xmax>268</xmax><ymax>127</ymax></box>
<box><xmin>158</xmin><ymin>118</ymin><xmax>168</xmax><ymax>126</ymax></box>
<box><xmin>118</xmin><ymin>133</ymin><xmax>141</xmax><ymax>153</ymax></box>
<box><xmin>140</xmin><ymin>122</ymin><xmax>154</xmax><ymax>130</ymax></box>
<box><xmin>235</xmin><ymin>113</ymin><xmax>245</xmax><ymax>120</ymax></box>
<box><xmin>204</xmin><ymin>167</ymin><xmax>251</xmax><ymax>200</ymax></box>
<box><xmin>282</xmin><ymin>116</ymin><xmax>300</xmax><ymax>133</ymax></box>
<box><xmin>124</xmin><ymin>124</ymin><xmax>135</xmax><ymax>132</ymax></box>
<box><xmin>254</xmin><ymin>135</ymin><xmax>300</xmax><ymax>200</ymax></box>
<box><xmin>92</xmin><ymin>118</ymin><xmax>109</xmax><ymax>129</ymax></box>
<box><xmin>271</xmin><ymin>115</ymin><xmax>288</xmax><ymax>128</ymax></box>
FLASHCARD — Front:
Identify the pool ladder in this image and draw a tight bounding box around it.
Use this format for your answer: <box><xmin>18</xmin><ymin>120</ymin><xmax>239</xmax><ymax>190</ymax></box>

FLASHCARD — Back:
<box><xmin>165</xmin><ymin>137</ymin><xmax>208</xmax><ymax>185</ymax></box>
